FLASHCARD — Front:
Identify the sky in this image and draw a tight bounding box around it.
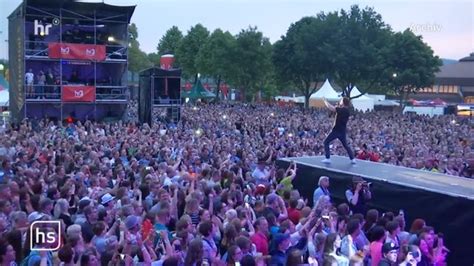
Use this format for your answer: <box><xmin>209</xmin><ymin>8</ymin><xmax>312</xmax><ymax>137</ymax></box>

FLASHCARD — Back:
<box><xmin>0</xmin><ymin>0</ymin><xmax>473</xmax><ymax>60</ymax></box>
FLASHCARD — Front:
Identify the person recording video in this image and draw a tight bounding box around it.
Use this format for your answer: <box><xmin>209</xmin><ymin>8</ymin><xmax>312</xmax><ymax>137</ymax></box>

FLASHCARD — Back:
<box><xmin>345</xmin><ymin>176</ymin><xmax>372</xmax><ymax>215</ymax></box>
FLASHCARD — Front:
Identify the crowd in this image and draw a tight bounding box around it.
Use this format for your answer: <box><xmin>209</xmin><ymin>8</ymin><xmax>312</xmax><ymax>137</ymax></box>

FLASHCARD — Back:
<box><xmin>0</xmin><ymin>102</ymin><xmax>470</xmax><ymax>266</ymax></box>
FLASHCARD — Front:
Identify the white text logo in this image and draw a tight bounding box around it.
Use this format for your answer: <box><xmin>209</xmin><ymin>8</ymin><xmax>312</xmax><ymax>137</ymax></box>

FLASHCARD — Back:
<box><xmin>61</xmin><ymin>47</ymin><xmax>70</xmax><ymax>55</ymax></box>
<box><xmin>74</xmin><ymin>90</ymin><xmax>84</xmax><ymax>98</ymax></box>
<box><xmin>30</xmin><ymin>221</ymin><xmax>61</xmax><ymax>251</ymax></box>
<box><xmin>34</xmin><ymin>18</ymin><xmax>59</xmax><ymax>36</ymax></box>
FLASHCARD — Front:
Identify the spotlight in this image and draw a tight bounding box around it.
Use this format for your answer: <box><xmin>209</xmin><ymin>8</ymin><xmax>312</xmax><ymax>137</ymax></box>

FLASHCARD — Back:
<box><xmin>107</xmin><ymin>36</ymin><xmax>115</xmax><ymax>42</ymax></box>
<box><xmin>270</xmin><ymin>112</ymin><xmax>275</xmax><ymax>116</ymax></box>
<box><xmin>192</xmin><ymin>106</ymin><xmax>198</xmax><ymax>111</ymax></box>
<box><xmin>288</xmin><ymin>133</ymin><xmax>293</xmax><ymax>137</ymax></box>
<box><xmin>222</xmin><ymin>115</ymin><xmax>227</xmax><ymax>119</ymax></box>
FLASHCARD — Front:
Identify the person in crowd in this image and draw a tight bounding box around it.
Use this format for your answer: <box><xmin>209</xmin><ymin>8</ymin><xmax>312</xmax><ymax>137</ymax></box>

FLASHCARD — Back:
<box><xmin>269</xmin><ymin>233</ymin><xmax>292</xmax><ymax>265</ymax></box>
<box><xmin>323</xmin><ymin>233</ymin><xmax>349</xmax><ymax>266</ymax></box>
<box><xmin>385</xmin><ymin>221</ymin><xmax>400</xmax><ymax>247</ymax></box>
<box><xmin>398</xmin><ymin>244</ymin><xmax>422</xmax><ymax>266</ymax></box>
<box><xmin>341</xmin><ymin>219</ymin><xmax>362</xmax><ymax>258</ymax></box>
<box><xmin>313</xmin><ymin>176</ymin><xmax>330</xmax><ymax>205</ymax></box>
<box><xmin>25</xmin><ymin>69</ymin><xmax>34</xmax><ymax>98</ymax></box>
<box><xmin>345</xmin><ymin>176</ymin><xmax>372</xmax><ymax>215</ymax></box>
<box><xmin>226</xmin><ymin>245</ymin><xmax>243</xmax><ymax>266</ymax></box>
<box><xmin>37</xmin><ymin>70</ymin><xmax>46</xmax><ymax>99</ymax></box>
<box><xmin>378</xmin><ymin>242</ymin><xmax>399</xmax><ymax>266</ymax></box>
<box><xmin>370</xmin><ymin>226</ymin><xmax>386</xmax><ymax>266</ymax></box>
<box><xmin>0</xmin><ymin>238</ymin><xmax>16</xmax><ymax>266</ymax></box>
<box><xmin>251</xmin><ymin>217</ymin><xmax>269</xmax><ymax>256</ymax></box>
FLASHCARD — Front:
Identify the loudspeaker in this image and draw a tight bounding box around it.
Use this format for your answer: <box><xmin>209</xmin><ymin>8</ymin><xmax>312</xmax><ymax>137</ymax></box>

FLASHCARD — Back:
<box><xmin>138</xmin><ymin>67</ymin><xmax>182</xmax><ymax>125</ymax></box>
<box><xmin>152</xmin><ymin>77</ymin><xmax>180</xmax><ymax>101</ymax></box>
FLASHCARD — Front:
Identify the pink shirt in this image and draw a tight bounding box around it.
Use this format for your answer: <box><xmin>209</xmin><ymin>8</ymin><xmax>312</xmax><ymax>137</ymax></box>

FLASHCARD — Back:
<box><xmin>370</xmin><ymin>241</ymin><xmax>383</xmax><ymax>266</ymax></box>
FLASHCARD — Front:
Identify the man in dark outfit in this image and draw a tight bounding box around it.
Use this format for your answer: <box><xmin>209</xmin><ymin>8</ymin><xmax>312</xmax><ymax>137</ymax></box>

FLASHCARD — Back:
<box><xmin>322</xmin><ymin>97</ymin><xmax>356</xmax><ymax>164</ymax></box>
<box><xmin>378</xmin><ymin>242</ymin><xmax>399</xmax><ymax>266</ymax></box>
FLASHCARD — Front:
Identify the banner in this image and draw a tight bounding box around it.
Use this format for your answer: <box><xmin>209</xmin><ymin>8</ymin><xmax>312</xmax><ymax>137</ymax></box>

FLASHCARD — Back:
<box><xmin>48</xmin><ymin>43</ymin><xmax>106</xmax><ymax>61</ymax></box>
<box><xmin>62</xmin><ymin>86</ymin><xmax>96</xmax><ymax>102</ymax></box>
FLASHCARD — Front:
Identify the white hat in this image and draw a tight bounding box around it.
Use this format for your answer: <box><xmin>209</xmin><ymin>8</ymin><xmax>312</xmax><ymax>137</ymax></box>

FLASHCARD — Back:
<box><xmin>28</xmin><ymin>211</ymin><xmax>45</xmax><ymax>223</ymax></box>
<box><xmin>100</xmin><ymin>193</ymin><xmax>115</xmax><ymax>205</ymax></box>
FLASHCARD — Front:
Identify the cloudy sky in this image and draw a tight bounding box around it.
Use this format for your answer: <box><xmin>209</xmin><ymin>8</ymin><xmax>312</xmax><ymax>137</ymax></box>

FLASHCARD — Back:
<box><xmin>1</xmin><ymin>0</ymin><xmax>473</xmax><ymax>60</ymax></box>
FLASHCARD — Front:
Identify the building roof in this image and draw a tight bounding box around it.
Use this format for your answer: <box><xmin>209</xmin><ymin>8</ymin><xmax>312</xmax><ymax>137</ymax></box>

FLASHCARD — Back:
<box><xmin>436</xmin><ymin>53</ymin><xmax>474</xmax><ymax>80</ymax></box>
<box><xmin>9</xmin><ymin>0</ymin><xmax>136</xmax><ymax>23</ymax></box>
<box><xmin>459</xmin><ymin>52</ymin><xmax>474</xmax><ymax>62</ymax></box>
<box><xmin>409</xmin><ymin>93</ymin><xmax>463</xmax><ymax>103</ymax></box>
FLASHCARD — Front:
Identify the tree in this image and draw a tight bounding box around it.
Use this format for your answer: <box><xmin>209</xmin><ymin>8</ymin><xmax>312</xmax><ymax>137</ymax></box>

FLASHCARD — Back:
<box><xmin>273</xmin><ymin>14</ymin><xmax>339</xmax><ymax>107</ymax></box>
<box><xmin>176</xmin><ymin>24</ymin><xmax>210</xmax><ymax>81</ymax></box>
<box><xmin>128</xmin><ymin>23</ymin><xmax>151</xmax><ymax>80</ymax></box>
<box><xmin>156</xmin><ymin>26</ymin><xmax>183</xmax><ymax>56</ymax></box>
<box><xmin>384</xmin><ymin>29</ymin><xmax>442</xmax><ymax>109</ymax></box>
<box><xmin>196</xmin><ymin>29</ymin><xmax>237</xmax><ymax>100</ymax></box>
<box><xmin>332</xmin><ymin>5</ymin><xmax>393</xmax><ymax>98</ymax></box>
<box><xmin>232</xmin><ymin>27</ymin><xmax>274</xmax><ymax>101</ymax></box>
<box><xmin>147</xmin><ymin>53</ymin><xmax>161</xmax><ymax>67</ymax></box>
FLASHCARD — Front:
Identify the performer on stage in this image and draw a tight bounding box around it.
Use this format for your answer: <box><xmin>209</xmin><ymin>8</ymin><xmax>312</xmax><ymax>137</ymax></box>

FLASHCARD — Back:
<box><xmin>321</xmin><ymin>97</ymin><xmax>356</xmax><ymax>164</ymax></box>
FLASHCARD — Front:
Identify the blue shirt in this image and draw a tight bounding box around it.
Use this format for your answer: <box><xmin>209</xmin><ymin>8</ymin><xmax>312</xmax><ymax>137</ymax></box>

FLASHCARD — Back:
<box><xmin>313</xmin><ymin>186</ymin><xmax>330</xmax><ymax>206</ymax></box>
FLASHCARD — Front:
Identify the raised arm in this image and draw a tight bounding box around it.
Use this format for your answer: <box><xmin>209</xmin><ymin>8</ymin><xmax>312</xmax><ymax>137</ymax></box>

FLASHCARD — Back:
<box><xmin>323</xmin><ymin>98</ymin><xmax>336</xmax><ymax>112</ymax></box>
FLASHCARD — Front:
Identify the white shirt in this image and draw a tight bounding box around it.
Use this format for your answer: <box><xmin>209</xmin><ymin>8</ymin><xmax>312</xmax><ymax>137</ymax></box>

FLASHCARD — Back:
<box><xmin>25</xmin><ymin>72</ymin><xmax>34</xmax><ymax>84</ymax></box>
<box><xmin>252</xmin><ymin>167</ymin><xmax>269</xmax><ymax>183</ymax></box>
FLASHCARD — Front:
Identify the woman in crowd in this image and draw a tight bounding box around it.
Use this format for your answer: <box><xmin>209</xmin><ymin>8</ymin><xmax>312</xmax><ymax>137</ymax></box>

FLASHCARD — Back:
<box><xmin>323</xmin><ymin>233</ymin><xmax>349</xmax><ymax>266</ymax></box>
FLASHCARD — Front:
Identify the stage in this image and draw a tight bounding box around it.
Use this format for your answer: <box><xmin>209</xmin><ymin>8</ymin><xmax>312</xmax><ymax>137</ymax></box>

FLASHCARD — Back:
<box><xmin>276</xmin><ymin>156</ymin><xmax>474</xmax><ymax>266</ymax></box>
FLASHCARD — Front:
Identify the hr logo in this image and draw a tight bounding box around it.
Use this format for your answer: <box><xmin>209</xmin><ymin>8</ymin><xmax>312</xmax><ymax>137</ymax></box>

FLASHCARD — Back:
<box><xmin>74</xmin><ymin>90</ymin><xmax>84</xmax><ymax>97</ymax></box>
<box><xmin>86</xmin><ymin>48</ymin><xmax>96</xmax><ymax>56</ymax></box>
<box><xmin>61</xmin><ymin>47</ymin><xmax>70</xmax><ymax>55</ymax></box>
<box><xmin>30</xmin><ymin>221</ymin><xmax>61</xmax><ymax>251</ymax></box>
<box><xmin>34</xmin><ymin>18</ymin><xmax>60</xmax><ymax>36</ymax></box>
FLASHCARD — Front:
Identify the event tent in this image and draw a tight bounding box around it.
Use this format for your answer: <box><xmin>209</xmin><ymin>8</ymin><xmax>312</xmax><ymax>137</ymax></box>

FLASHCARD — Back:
<box><xmin>309</xmin><ymin>79</ymin><xmax>340</xmax><ymax>107</ymax></box>
<box><xmin>182</xmin><ymin>79</ymin><xmax>216</xmax><ymax>99</ymax></box>
<box><xmin>350</xmin><ymin>86</ymin><xmax>374</xmax><ymax>112</ymax></box>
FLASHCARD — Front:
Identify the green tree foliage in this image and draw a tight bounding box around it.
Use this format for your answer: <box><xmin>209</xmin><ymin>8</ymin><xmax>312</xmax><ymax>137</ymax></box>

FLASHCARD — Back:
<box><xmin>196</xmin><ymin>29</ymin><xmax>237</xmax><ymax>100</ymax></box>
<box><xmin>176</xmin><ymin>24</ymin><xmax>210</xmax><ymax>80</ymax></box>
<box><xmin>332</xmin><ymin>5</ymin><xmax>392</xmax><ymax>98</ymax></box>
<box><xmin>383</xmin><ymin>29</ymin><xmax>442</xmax><ymax>108</ymax></box>
<box><xmin>128</xmin><ymin>23</ymin><xmax>151</xmax><ymax>79</ymax></box>
<box><xmin>147</xmin><ymin>53</ymin><xmax>161</xmax><ymax>67</ymax></box>
<box><xmin>273</xmin><ymin>14</ymin><xmax>338</xmax><ymax>107</ymax></box>
<box><xmin>232</xmin><ymin>27</ymin><xmax>273</xmax><ymax>101</ymax></box>
<box><xmin>157</xmin><ymin>26</ymin><xmax>183</xmax><ymax>56</ymax></box>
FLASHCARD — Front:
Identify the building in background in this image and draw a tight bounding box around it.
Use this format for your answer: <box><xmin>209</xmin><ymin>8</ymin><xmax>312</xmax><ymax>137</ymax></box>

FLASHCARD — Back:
<box><xmin>416</xmin><ymin>53</ymin><xmax>474</xmax><ymax>104</ymax></box>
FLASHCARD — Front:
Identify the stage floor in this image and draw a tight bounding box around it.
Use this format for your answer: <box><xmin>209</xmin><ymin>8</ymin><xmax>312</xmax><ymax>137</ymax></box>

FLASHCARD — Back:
<box><xmin>280</xmin><ymin>156</ymin><xmax>474</xmax><ymax>200</ymax></box>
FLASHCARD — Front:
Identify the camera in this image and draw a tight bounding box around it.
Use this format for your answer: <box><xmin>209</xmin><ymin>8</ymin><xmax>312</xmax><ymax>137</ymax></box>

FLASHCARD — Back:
<box><xmin>358</xmin><ymin>181</ymin><xmax>372</xmax><ymax>188</ymax></box>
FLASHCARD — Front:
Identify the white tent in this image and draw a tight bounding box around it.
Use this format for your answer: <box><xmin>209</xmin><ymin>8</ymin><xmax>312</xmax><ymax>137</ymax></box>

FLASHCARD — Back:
<box><xmin>350</xmin><ymin>86</ymin><xmax>374</xmax><ymax>112</ymax></box>
<box><xmin>310</xmin><ymin>79</ymin><xmax>340</xmax><ymax>99</ymax></box>
<box><xmin>309</xmin><ymin>79</ymin><xmax>340</xmax><ymax>107</ymax></box>
<box><xmin>0</xmin><ymin>90</ymin><xmax>8</xmax><ymax>107</ymax></box>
